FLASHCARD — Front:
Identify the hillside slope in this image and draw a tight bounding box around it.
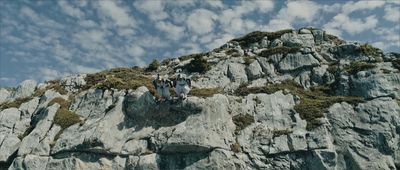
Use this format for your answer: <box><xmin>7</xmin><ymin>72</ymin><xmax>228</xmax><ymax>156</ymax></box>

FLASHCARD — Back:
<box><xmin>1</xmin><ymin>28</ymin><xmax>400</xmax><ymax>170</ymax></box>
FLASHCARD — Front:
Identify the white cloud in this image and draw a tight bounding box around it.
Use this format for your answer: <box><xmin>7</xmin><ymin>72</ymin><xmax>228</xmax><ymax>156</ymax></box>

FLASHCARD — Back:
<box><xmin>203</xmin><ymin>1</ymin><xmax>225</xmax><ymax>9</ymax></box>
<box><xmin>79</xmin><ymin>20</ymin><xmax>98</xmax><ymax>28</ymax></box>
<box><xmin>98</xmin><ymin>1</ymin><xmax>137</xmax><ymax>28</ymax></box>
<box><xmin>127</xmin><ymin>45</ymin><xmax>145</xmax><ymax>57</ymax></box>
<box><xmin>276</xmin><ymin>1</ymin><xmax>321</xmax><ymax>23</ymax></box>
<box><xmin>39</xmin><ymin>68</ymin><xmax>61</xmax><ymax>81</ymax></box>
<box><xmin>20</xmin><ymin>6</ymin><xmax>63</xmax><ymax>29</ymax></box>
<box><xmin>186</xmin><ymin>9</ymin><xmax>217</xmax><ymax>35</ymax></box>
<box><xmin>266</xmin><ymin>19</ymin><xmax>293</xmax><ymax>31</ymax></box>
<box><xmin>205</xmin><ymin>33</ymin><xmax>235</xmax><ymax>49</ymax></box>
<box><xmin>134</xmin><ymin>0</ymin><xmax>168</xmax><ymax>21</ymax></box>
<box><xmin>383</xmin><ymin>5</ymin><xmax>400</xmax><ymax>22</ymax></box>
<box><xmin>155</xmin><ymin>21</ymin><xmax>185</xmax><ymax>40</ymax></box>
<box><xmin>341</xmin><ymin>1</ymin><xmax>385</xmax><ymax>14</ymax></box>
<box><xmin>324</xmin><ymin>14</ymin><xmax>378</xmax><ymax>35</ymax></box>
<box><xmin>58</xmin><ymin>1</ymin><xmax>85</xmax><ymax>18</ymax></box>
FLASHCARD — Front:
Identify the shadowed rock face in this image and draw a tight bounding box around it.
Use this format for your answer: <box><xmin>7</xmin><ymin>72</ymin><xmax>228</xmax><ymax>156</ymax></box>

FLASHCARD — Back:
<box><xmin>1</xmin><ymin>28</ymin><xmax>400</xmax><ymax>170</ymax></box>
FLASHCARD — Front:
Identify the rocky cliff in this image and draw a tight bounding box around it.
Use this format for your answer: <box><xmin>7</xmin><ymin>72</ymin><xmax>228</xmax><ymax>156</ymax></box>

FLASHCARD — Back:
<box><xmin>1</xmin><ymin>28</ymin><xmax>400</xmax><ymax>170</ymax></box>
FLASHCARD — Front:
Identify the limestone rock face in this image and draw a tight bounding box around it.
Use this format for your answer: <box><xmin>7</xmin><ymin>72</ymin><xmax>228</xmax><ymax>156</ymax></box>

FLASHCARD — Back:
<box><xmin>2</xmin><ymin>28</ymin><xmax>400</xmax><ymax>170</ymax></box>
<box><xmin>12</xmin><ymin>80</ymin><xmax>37</xmax><ymax>99</ymax></box>
<box><xmin>278</xmin><ymin>53</ymin><xmax>320</xmax><ymax>72</ymax></box>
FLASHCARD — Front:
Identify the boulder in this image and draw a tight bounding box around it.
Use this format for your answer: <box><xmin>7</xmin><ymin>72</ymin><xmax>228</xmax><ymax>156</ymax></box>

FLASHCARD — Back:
<box><xmin>12</xmin><ymin>80</ymin><xmax>37</xmax><ymax>99</ymax></box>
<box><xmin>350</xmin><ymin>72</ymin><xmax>400</xmax><ymax>99</ymax></box>
<box><xmin>227</xmin><ymin>63</ymin><xmax>248</xmax><ymax>83</ymax></box>
<box><xmin>61</xmin><ymin>74</ymin><xmax>87</xmax><ymax>92</ymax></box>
<box><xmin>245</xmin><ymin>60</ymin><xmax>264</xmax><ymax>80</ymax></box>
<box><xmin>278</xmin><ymin>53</ymin><xmax>320</xmax><ymax>72</ymax></box>
<box><xmin>0</xmin><ymin>88</ymin><xmax>10</xmax><ymax>104</ymax></box>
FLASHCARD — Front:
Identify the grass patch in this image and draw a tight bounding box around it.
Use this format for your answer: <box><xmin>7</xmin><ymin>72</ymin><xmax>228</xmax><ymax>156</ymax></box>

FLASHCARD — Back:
<box><xmin>232</xmin><ymin>114</ymin><xmax>255</xmax><ymax>133</ymax></box>
<box><xmin>230</xmin><ymin>29</ymin><xmax>293</xmax><ymax>47</ymax></box>
<box><xmin>179</xmin><ymin>52</ymin><xmax>207</xmax><ymax>61</ymax></box>
<box><xmin>48</xmin><ymin>97</ymin><xmax>70</xmax><ymax>109</ymax></box>
<box><xmin>392</xmin><ymin>58</ymin><xmax>400</xmax><ymax>70</ymax></box>
<box><xmin>360</xmin><ymin>44</ymin><xmax>383</xmax><ymax>60</ymax></box>
<box><xmin>344</xmin><ymin>61</ymin><xmax>376</xmax><ymax>74</ymax></box>
<box><xmin>54</xmin><ymin>108</ymin><xmax>81</xmax><ymax>129</ymax></box>
<box><xmin>230</xmin><ymin>143</ymin><xmax>242</xmax><ymax>153</ymax></box>
<box><xmin>183</xmin><ymin>56</ymin><xmax>211</xmax><ymax>74</ymax></box>
<box><xmin>325</xmin><ymin>34</ymin><xmax>345</xmax><ymax>46</ymax></box>
<box><xmin>188</xmin><ymin>88</ymin><xmax>222</xmax><ymax>97</ymax></box>
<box><xmin>272</xmin><ymin>129</ymin><xmax>293</xmax><ymax>137</ymax></box>
<box><xmin>326</xmin><ymin>63</ymin><xmax>339</xmax><ymax>74</ymax></box>
<box><xmin>84</xmin><ymin>67</ymin><xmax>153</xmax><ymax>91</ymax></box>
<box><xmin>146</xmin><ymin>59</ymin><xmax>160</xmax><ymax>72</ymax></box>
<box><xmin>244</xmin><ymin>57</ymin><xmax>256</xmax><ymax>65</ymax></box>
<box><xmin>0</xmin><ymin>96</ymin><xmax>33</xmax><ymax>110</ymax></box>
<box><xmin>260</xmin><ymin>46</ymin><xmax>300</xmax><ymax>57</ymax></box>
<box><xmin>235</xmin><ymin>80</ymin><xmax>364</xmax><ymax>130</ymax></box>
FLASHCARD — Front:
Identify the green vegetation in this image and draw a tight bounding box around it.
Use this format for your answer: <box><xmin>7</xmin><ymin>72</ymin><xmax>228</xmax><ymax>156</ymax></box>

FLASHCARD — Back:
<box><xmin>359</xmin><ymin>44</ymin><xmax>383</xmax><ymax>60</ymax></box>
<box><xmin>325</xmin><ymin>34</ymin><xmax>345</xmax><ymax>45</ymax></box>
<box><xmin>54</xmin><ymin>108</ymin><xmax>81</xmax><ymax>129</ymax></box>
<box><xmin>326</xmin><ymin>63</ymin><xmax>339</xmax><ymax>74</ymax></box>
<box><xmin>244</xmin><ymin>57</ymin><xmax>256</xmax><ymax>65</ymax></box>
<box><xmin>84</xmin><ymin>67</ymin><xmax>154</xmax><ymax>91</ymax></box>
<box><xmin>344</xmin><ymin>61</ymin><xmax>376</xmax><ymax>74</ymax></box>
<box><xmin>48</xmin><ymin>97</ymin><xmax>70</xmax><ymax>109</ymax></box>
<box><xmin>48</xmin><ymin>97</ymin><xmax>81</xmax><ymax>130</ymax></box>
<box><xmin>0</xmin><ymin>97</ymin><xmax>33</xmax><ymax>110</ymax></box>
<box><xmin>146</xmin><ymin>59</ymin><xmax>160</xmax><ymax>71</ymax></box>
<box><xmin>232</xmin><ymin>114</ymin><xmax>255</xmax><ymax>133</ymax></box>
<box><xmin>188</xmin><ymin>88</ymin><xmax>222</xmax><ymax>97</ymax></box>
<box><xmin>272</xmin><ymin>129</ymin><xmax>293</xmax><ymax>137</ymax></box>
<box><xmin>260</xmin><ymin>46</ymin><xmax>300</xmax><ymax>57</ymax></box>
<box><xmin>235</xmin><ymin>80</ymin><xmax>364</xmax><ymax>130</ymax></box>
<box><xmin>230</xmin><ymin>142</ymin><xmax>242</xmax><ymax>153</ymax></box>
<box><xmin>184</xmin><ymin>56</ymin><xmax>211</xmax><ymax>73</ymax></box>
<box><xmin>178</xmin><ymin>52</ymin><xmax>207</xmax><ymax>61</ymax></box>
<box><xmin>230</xmin><ymin>29</ymin><xmax>294</xmax><ymax>47</ymax></box>
<box><xmin>392</xmin><ymin>58</ymin><xmax>400</xmax><ymax>70</ymax></box>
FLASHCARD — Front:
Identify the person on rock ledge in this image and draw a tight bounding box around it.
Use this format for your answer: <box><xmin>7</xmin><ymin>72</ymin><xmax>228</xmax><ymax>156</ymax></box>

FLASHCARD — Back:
<box><xmin>153</xmin><ymin>74</ymin><xmax>173</xmax><ymax>102</ymax></box>
<box><xmin>173</xmin><ymin>74</ymin><xmax>191</xmax><ymax>100</ymax></box>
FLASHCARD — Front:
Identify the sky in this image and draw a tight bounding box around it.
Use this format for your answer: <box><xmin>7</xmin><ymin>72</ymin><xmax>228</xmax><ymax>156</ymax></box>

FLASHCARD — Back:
<box><xmin>0</xmin><ymin>0</ymin><xmax>399</xmax><ymax>87</ymax></box>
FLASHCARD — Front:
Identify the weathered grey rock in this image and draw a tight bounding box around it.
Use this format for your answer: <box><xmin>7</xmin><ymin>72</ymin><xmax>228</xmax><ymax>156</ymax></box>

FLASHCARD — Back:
<box><xmin>270</xmin><ymin>39</ymin><xmax>283</xmax><ymax>48</ymax></box>
<box><xmin>245</xmin><ymin>60</ymin><xmax>264</xmax><ymax>80</ymax></box>
<box><xmin>278</xmin><ymin>53</ymin><xmax>320</xmax><ymax>72</ymax></box>
<box><xmin>329</xmin><ymin>44</ymin><xmax>374</xmax><ymax>61</ymax></box>
<box><xmin>350</xmin><ymin>71</ymin><xmax>400</xmax><ymax>99</ymax></box>
<box><xmin>23</xmin><ymin>154</ymin><xmax>49</xmax><ymax>170</ymax></box>
<box><xmin>299</xmin><ymin>28</ymin><xmax>312</xmax><ymax>34</ymax></box>
<box><xmin>0</xmin><ymin>108</ymin><xmax>20</xmax><ymax>130</ymax></box>
<box><xmin>12</xmin><ymin>80</ymin><xmax>37</xmax><ymax>99</ymax></box>
<box><xmin>70</xmin><ymin>88</ymin><xmax>113</xmax><ymax>118</ymax></box>
<box><xmin>18</xmin><ymin>104</ymin><xmax>60</xmax><ymax>156</ymax></box>
<box><xmin>61</xmin><ymin>74</ymin><xmax>86</xmax><ymax>92</ymax></box>
<box><xmin>0</xmin><ymin>134</ymin><xmax>20</xmax><ymax>162</ymax></box>
<box><xmin>260</xmin><ymin>36</ymin><xmax>269</xmax><ymax>48</ymax></box>
<box><xmin>227</xmin><ymin>63</ymin><xmax>248</xmax><ymax>83</ymax></box>
<box><xmin>0</xmin><ymin>88</ymin><xmax>10</xmax><ymax>104</ymax></box>
<box><xmin>312</xmin><ymin>29</ymin><xmax>325</xmax><ymax>45</ymax></box>
<box><xmin>257</xmin><ymin>57</ymin><xmax>276</xmax><ymax>77</ymax></box>
<box><xmin>281</xmin><ymin>33</ymin><xmax>303</xmax><ymax>47</ymax></box>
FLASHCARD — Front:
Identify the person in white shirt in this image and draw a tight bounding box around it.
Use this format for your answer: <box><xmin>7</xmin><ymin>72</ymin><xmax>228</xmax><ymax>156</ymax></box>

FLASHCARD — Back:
<box><xmin>153</xmin><ymin>74</ymin><xmax>172</xmax><ymax>102</ymax></box>
<box><xmin>174</xmin><ymin>74</ymin><xmax>191</xmax><ymax>100</ymax></box>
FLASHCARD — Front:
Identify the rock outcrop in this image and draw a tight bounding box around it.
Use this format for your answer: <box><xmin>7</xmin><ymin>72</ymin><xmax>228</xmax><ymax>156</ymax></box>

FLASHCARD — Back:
<box><xmin>1</xmin><ymin>28</ymin><xmax>399</xmax><ymax>170</ymax></box>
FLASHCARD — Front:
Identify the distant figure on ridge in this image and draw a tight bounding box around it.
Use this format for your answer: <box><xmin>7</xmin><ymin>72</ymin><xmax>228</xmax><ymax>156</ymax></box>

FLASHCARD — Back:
<box><xmin>174</xmin><ymin>74</ymin><xmax>191</xmax><ymax>100</ymax></box>
<box><xmin>153</xmin><ymin>74</ymin><xmax>173</xmax><ymax>102</ymax></box>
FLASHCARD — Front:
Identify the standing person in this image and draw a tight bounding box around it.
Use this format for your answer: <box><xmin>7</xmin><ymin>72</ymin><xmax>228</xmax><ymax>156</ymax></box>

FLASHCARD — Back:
<box><xmin>174</xmin><ymin>74</ymin><xmax>191</xmax><ymax>100</ymax></box>
<box><xmin>153</xmin><ymin>74</ymin><xmax>172</xmax><ymax>102</ymax></box>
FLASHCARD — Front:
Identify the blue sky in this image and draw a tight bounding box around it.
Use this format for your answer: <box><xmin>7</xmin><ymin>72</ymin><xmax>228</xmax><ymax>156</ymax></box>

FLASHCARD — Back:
<box><xmin>0</xmin><ymin>0</ymin><xmax>399</xmax><ymax>87</ymax></box>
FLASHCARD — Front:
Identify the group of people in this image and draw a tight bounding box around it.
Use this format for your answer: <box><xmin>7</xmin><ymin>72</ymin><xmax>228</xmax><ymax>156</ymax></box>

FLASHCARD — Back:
<box><xmin>152</xmin><ymin>73</ymin><xmax>191</xmax><ymax>102</ymax></box>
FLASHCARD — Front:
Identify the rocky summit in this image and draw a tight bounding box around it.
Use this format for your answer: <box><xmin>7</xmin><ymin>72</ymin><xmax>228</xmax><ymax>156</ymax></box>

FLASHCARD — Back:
<box><xmin>1</xmin><ymin>28</ymin><xmax>400</xmax><ymax>170</ymax></box>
